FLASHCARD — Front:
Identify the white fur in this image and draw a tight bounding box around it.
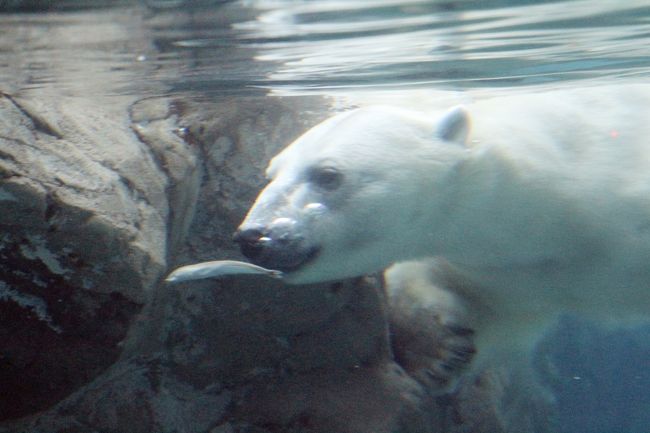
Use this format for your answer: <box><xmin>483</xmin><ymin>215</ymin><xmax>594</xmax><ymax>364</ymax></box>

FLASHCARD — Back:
<box><xmin>239</xmin><ymin>84</ymin><xmax>650</xmax><ymax>372</ymax></box>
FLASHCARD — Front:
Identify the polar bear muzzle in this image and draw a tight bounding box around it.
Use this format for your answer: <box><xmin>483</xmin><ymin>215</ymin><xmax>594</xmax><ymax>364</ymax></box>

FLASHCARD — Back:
<box><xmin>233</xmin><ymin>224</ymin><xmax>320</xmax><ymax>272</ymax></box>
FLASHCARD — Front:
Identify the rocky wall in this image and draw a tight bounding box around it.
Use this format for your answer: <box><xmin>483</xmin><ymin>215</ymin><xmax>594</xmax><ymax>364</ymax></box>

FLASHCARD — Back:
<box><xmin>0</xmin><ymin>90</ymin><xmax>198</xmax><ymax>419</ymax></box>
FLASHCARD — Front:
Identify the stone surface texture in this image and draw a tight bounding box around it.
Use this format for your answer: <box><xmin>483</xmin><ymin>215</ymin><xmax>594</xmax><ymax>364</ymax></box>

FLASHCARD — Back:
<box><xmin>0</xmin><ymin>90</ymin><xmax>198</xmax><ymax>419</ymax></box>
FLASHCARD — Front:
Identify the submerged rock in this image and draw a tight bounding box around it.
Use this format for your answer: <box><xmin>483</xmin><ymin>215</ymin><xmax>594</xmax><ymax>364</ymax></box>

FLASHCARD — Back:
<box><xmin>0</xmin><ymin>91</ymin><xmax>199</xmax><ymax>419</ymax></box>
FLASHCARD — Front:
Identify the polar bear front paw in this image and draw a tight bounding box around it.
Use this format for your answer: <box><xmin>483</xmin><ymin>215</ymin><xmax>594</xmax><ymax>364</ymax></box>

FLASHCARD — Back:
<box><xmin>384</xmin><ymin>259</ymin><xmax>476</xmax><ymax>393</ymax></box>
<box><xmin>388</xmin><ymin>307</ymin><xmax>476</xmax><ymax>393</ymax></box>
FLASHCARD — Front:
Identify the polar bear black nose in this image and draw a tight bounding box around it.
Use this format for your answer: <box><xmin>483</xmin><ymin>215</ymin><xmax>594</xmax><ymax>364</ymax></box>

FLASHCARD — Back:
<box><xmin>233</xmin><ymin>227</ymin><xmax>266</xmax><ymax>259</ymax></box>
<box><xmin>234</xmin><ymin>224</ymin><xmax>319</xmax><ymax>271</ymax></box>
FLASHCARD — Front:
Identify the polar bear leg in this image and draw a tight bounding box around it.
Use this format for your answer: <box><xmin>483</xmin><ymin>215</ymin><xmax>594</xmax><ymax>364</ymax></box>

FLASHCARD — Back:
<box><xmin>384</xmin><ymin>259</ymin><xmax>476</xmax><ymax>393</ymax></box>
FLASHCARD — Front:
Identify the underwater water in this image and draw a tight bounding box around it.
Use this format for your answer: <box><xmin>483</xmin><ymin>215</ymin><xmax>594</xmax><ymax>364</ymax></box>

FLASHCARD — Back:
<box><xmin>0</xmin><ymin>0</ymin><xmax>649</xmax><ymax>431</ymax></box>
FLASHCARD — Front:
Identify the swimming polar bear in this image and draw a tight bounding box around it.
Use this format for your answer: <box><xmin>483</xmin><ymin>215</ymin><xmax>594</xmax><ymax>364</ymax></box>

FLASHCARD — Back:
<box><xmin>233</xmin><ymin>84</ymin><xmax>650</xmax><ymax>387</ymax></box>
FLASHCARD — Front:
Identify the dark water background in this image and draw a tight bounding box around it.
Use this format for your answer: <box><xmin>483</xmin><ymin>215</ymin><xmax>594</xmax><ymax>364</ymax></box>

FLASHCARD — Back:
<box><xmin>1</xmin><ymin>1</ymin><xmax>649</xmax><ymax>432</ymax></box>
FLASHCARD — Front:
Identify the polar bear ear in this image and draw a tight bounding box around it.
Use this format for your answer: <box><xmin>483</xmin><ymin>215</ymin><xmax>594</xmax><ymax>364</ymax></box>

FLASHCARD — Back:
<box><xmin>436</xmin><ymin>105</ymin><xmax>470</xmax><ymax>145</ymax></box>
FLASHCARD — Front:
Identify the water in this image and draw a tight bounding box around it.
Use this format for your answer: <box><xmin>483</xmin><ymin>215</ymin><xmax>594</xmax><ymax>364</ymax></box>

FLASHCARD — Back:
<box><xmin>1</xmin><ymin>0</ymin><xmax>649</xmax><ymax>431</ymax></box>
<box><xmin>233</xmin><ymin>0</ymin><xmax>650</xmax><ymax>93</ymax></box>
<box><xmin>2</xmin><ymin>0</ymin><xmax>649</xmax><ymax>98</ymax></box>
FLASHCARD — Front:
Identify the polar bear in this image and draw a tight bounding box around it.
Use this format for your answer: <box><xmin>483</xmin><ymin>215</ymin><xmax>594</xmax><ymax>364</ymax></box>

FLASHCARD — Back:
<box><xmin>233</xmin><ymin>85</ymin><xmax>650</xmax><ymax>387</ymax></box>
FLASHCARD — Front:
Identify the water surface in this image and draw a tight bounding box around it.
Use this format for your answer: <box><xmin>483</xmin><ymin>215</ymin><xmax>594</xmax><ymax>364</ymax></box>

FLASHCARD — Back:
<box><xmin>1</xmin><ymin>0</ymin><xmax>649</xmax><ymax>98</ymax></box>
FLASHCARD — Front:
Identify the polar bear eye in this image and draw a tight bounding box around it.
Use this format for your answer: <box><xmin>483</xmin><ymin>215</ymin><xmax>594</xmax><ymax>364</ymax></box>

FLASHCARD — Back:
<box><xmin>307</xmin><ymin>166</ymin><xmax>343</xmax><ymax>191</ymax></box>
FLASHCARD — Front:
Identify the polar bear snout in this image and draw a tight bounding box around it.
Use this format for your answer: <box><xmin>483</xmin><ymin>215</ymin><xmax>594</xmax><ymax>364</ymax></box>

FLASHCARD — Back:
<box><xmin>232</xmin><ymin>227</ymin><xmax>267</xmax><ymax>260</ymax></box>
<box><xmin>233</xmin><ymin>223</ymin><xmax>320</xmax><ymax>272</ymax></box>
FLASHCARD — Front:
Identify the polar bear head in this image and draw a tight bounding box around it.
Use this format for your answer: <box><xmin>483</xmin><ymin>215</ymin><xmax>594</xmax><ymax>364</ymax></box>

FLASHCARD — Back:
<box><xmin>234</xmin><ymin>105</ymin><xmax>470</xmax><ymax>284</ymax></box>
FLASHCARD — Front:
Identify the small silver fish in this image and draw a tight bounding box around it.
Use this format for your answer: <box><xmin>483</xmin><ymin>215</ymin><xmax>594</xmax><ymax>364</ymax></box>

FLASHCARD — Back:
<box><xmin>165</xmin><ymin>260</ymin><xmax>283</xmax><ymax>283</ymax></box>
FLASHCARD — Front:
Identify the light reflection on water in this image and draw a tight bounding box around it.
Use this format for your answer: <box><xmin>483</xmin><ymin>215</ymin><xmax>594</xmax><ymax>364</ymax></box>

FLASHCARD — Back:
<box><xmin>1</xmin><ymin>0</ymin><xmax>649</xmax><ymax>97</ymax></box>
<box><xmin>234</xmin><ymin>0</ymin><xmax>650</xmax><ymax>93</ymax></box>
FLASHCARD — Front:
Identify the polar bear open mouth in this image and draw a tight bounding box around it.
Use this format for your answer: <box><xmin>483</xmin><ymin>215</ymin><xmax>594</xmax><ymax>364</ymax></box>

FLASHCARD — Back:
<box><xmin>271</xmin><ymin>245</ymin><xmax>321</xmax><ymax>273</ymax></box>
<box><xmin>233</xmin><ymin>227</ymin><xmax>321</xmax><ymax>272</ymax></box>
<box><xmin>246</xmin><ymin>244</ymin><xmax>320</xmax><ymax>273</ymax></box>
